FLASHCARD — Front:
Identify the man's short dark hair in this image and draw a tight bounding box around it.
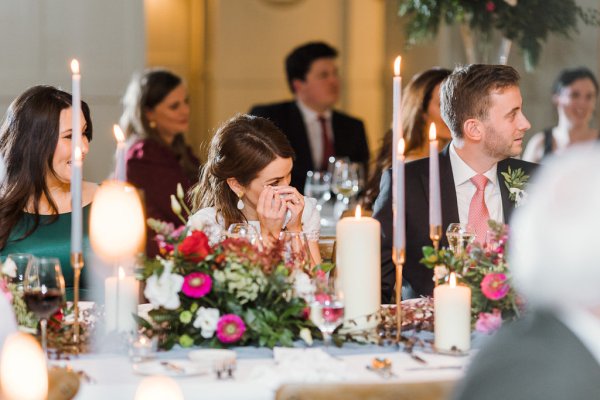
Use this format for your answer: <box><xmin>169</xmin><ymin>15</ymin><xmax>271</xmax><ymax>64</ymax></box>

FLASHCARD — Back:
<box><xmin>440</xmin><ymin>64</ymin><xmax>521</xmax><ymax>139</ymax></box>
<box><xmin>285</xmin><ymin>42</ymin><xmax>338</xmax><ymax>93</ymax></box>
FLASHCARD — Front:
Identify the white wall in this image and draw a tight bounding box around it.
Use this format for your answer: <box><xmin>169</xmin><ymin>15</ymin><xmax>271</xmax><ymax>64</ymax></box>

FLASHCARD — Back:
<box><xmin>0</xmin><ymin>0</ymin><xmax>145</xmax><ymax>183</ymax></box>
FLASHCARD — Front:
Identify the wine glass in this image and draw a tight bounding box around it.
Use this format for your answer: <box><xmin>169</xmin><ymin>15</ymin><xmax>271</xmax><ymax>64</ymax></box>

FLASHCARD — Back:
<box><xmin>309</xmin><ymin>281</ymin><xmax>344</xmax><ymax>347</ymax></box>
<box><xmin>227</xmin><ymin>223</ymin><xmax>263</xmax><ymax>250</ymax></box>
<box><xmin>304</xmin><ymin>170</ymin><xmax>332</xmax><ymax>211</ymax></box>
<box><xmin>331</xmin><ymin>159</ymin><xmax>359</xmax><ymax>219</ymax></box>
<box><xmin>445</xmin><ymin>223</ymin><xmax>476</xmax><ymax>256</ymax></box>
<box><xmin>5</xmin><ymin>253</ymin><xmax>34</xmax><ymax>287</ymax></box>
<box><xmin>23</xmin><ymin>257</ymin><xmax>66</xmax><ymax>355</ymax></box>
<box><xmin>279</xmin><ymin>231</ymin><xmax>315</xmax><ymax>272</ymax></box>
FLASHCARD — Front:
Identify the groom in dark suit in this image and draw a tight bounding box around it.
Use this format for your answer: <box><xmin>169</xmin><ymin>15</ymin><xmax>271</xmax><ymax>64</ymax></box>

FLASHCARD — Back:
<box><xmin>249</xmin><ymin>42</ymin><xmax>369</xmax><ymax>193</ymax></box>
<box><xmin>373</xmin><ymin>64</ymin><xmax>537</xmax><ymax>302</ymax></box>
<box><xmin>453</xmin><ymin>146</ymin><xmax>600</xmax><ymax>400</ymax></box>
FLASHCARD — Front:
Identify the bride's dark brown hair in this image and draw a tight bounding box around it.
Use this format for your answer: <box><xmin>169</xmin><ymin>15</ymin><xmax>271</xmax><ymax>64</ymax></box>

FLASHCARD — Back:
<box><xmin>191</xmin><ymin>114</ymin><xmax>295</xmax><ymax>229</ymax></box>
<box><xmin>0</xmin><ymin>85</ymin><xmax>93</xmax><ymax>249</ymax></box>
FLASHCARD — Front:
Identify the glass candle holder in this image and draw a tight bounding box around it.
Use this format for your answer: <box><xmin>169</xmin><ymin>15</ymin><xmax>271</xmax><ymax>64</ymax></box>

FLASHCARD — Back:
<box><xmin>129</xmin><ymin>333</ymin><xmax>158</xmax><ymax>362</ymax></box>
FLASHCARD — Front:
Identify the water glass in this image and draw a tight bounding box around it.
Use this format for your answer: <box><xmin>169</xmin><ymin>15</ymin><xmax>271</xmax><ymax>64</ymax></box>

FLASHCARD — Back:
<box><xmin>5</xmin><ymin>253</ymin><xmax>34</xmax><ymax>287</ymax></box>
<box><xmin>129</xmin><ymin>333</ymin><xmax>158</xmax><ymax>362</ymax></box>
<box><xmin>304</xmin><ymin>171</ymin><xmax>332</xmax><ymax>210</ymax></box>
<box><xmin>309</xmin><ymin>282</ymin><xmax>344</xmax><ymax>347</ymax></box>
<box><xmin>445</xmin><ymin>223</ymin><xmax>476</xmax><ymax>256</ymax></box>
<box><xmin>227</xmin><ymin>223</ymin><xmax>262</xmax><ymax>250</ymax></box>
<box><xmin>279</xmin><ymin>231</ymin><xmax>314</xmax><ymax>272</ymax></box>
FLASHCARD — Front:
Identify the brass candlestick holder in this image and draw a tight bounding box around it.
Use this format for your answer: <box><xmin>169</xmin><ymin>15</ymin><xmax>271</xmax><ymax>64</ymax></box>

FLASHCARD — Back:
<box><xmin>70</xmin><ymin>252</ymin><xmax>84</xmax><ymax>351</ymax></box>
<box><xmin>429</xmin><ymin>224</ymin><xmax>442</xmax><ymax>251</ymax></box>
<box><xmin>392</xmin><ymin>247</ymin><xmax>405</xmax><ymax>343</ymax></box>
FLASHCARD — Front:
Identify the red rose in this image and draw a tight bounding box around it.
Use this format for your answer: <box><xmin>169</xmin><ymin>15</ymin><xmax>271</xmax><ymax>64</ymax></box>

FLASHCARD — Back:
<box><xmin>178</xmin><ymin>231</ymin><xmax>212</xmax><ymax>262</ymax></box>
<box><xmin>486</xmin><ymin>1</ymin><xmax>496</xmax><ymax>12</ymax></box>
<box><xmin>48</xmin><ymin>308</ymin><xmax>64</xmax><ymax>330</ymax></box>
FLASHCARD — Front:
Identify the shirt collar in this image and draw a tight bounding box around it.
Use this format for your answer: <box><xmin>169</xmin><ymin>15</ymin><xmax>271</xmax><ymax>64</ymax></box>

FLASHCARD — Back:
<box><xmin>296</xmin><ymin>99</ymin><xmax>332</xmax><ymax>121</ymax></box>
<box><xmin>449</xmin><ymin>142</ymin><xmax>498</xmax><ymax>187</ymax></box>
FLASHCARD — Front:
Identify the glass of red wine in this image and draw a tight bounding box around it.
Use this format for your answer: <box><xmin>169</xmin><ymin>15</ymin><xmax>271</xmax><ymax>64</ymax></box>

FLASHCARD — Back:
<box><xmin>309</xmin><ymin>280</ymin><xmax>345</xmax><ymax>348</ymax></box>
<box><xmin>23</xmin><ymin>257</ymin><xmax>66</xmax><ymax>355</ymax></box>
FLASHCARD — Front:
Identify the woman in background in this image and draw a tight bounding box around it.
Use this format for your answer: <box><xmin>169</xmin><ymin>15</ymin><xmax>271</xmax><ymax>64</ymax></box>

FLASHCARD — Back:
<box><xmin>523</xmin><ymin>67</ymin><xmax>599</xmax><ymax>162</ymax></box>
<box><xmin>190</xmin><ymin>114</ymin><xmax>321</xmax><ymax>264</ymax></box>
<box><xmin>120</xmin><ymin>68</ymin><xmax>201</xmax><ymax>256</ymax></box>
<box><xmin>0</xmin><ymin>85</ymin><xmax>95</xmax><ymax>299</ymax></box>
<box><xmin>362</xmin><ymin>67</ymin><xmax>452</xmax><ymax>210</ymax></box>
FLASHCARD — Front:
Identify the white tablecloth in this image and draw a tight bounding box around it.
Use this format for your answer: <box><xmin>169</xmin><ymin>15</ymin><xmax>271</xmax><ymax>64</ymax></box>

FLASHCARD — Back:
<box><xmin>61</xmin><ymin>344</ymin><xmax>470</xmax><ymax>400</ymax></box>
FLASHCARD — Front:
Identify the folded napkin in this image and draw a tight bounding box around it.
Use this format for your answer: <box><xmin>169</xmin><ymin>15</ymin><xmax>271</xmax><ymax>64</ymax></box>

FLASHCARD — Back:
<box><xmin>247</xmin><ymin>347</ymin><xmax>356</xmax><ymax>391</ymax></box>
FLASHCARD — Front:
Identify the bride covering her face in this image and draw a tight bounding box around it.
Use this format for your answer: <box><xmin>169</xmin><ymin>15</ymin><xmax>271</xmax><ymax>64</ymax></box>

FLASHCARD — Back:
<box><xmin>190</xmin><ymin>114</ymin><xmax>321</xmax><ymax>264</ymax></box>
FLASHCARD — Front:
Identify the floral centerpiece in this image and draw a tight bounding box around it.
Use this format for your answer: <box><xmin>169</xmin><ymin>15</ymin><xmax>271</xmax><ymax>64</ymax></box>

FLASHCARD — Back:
<box><xmin>136</xmin><ymin>218</ymin><xmax>319</xmax><ymax>349</ymax></box>
<box><xmin>421</xmin><ymin>220</ymin><xmax>522</xmax><ymax>334</ymax></box>
<box><xmin>399</xmin><ymin>0</ymin><xmax>600</xmax><ymax>69</ymax></box>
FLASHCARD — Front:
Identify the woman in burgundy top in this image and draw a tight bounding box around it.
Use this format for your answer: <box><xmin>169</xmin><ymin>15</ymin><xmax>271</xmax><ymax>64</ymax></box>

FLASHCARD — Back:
<box><xmin>120</xmin><ymin>68</ymin><xmax>201</xmax><ymax>256</ymax></box>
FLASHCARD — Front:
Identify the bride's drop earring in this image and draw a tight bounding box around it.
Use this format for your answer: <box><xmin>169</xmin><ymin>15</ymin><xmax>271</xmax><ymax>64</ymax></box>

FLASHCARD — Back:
<box><xmin>237</xmin><ymin>192</ymin><xmax>245</xmax><ymax>210</ymax></box>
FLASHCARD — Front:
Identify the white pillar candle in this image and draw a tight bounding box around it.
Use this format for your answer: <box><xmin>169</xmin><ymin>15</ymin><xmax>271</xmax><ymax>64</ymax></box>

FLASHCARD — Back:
<box><xmin>336</xmin><ymin>206</ymin><xmax>381</xmax><ymax>331</ymax></box>
<box><xmin>113</xmin><ymin>124</ymin><xmax>127</xmax><ymax>182</ymax></box>
<box><xmin>105</xmin><ymin>266</ymin><xmax>139</xmax><ymax>333</ymax></box>
<box><xmin>429</xmin><ymin>123</ymin><xmax>442</xmax><ymax>227</ymax></box>
<box><xmin>434</xmin><ymin>273</ymin><xmax>471</xmax><ymax>352</ymax></box>
<box><xmin>70</xmin><ymin>59</ymin><xmax>83</xmax><ymax>254</ymax></box>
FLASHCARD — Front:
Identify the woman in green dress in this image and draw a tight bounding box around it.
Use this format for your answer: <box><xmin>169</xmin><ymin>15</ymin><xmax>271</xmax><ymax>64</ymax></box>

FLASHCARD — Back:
<box><xmin>0</xmin><ymin>85</ymin><xmax>96</xmax><ymax>299</ymax></box>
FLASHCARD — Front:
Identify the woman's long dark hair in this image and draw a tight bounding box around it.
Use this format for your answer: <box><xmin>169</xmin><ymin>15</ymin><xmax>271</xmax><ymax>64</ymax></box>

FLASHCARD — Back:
<box><xmin>361</xmin><ymin>68</ymin><xmax>451</xmax><ymax>210</ymax></box>
<box><xmin>0</xmin><ymin>85</ymin><xmax>93</xmax><ymax>249</ymax></box>
<box><xmin>120</xmin><ymin>68</ymin><xmax>198</xmax><ymax>180</ymax></box>
<box><xmin>191</xmin><ymin>114</ymin><xmax>295</xmax><ymax>229</ymax></box>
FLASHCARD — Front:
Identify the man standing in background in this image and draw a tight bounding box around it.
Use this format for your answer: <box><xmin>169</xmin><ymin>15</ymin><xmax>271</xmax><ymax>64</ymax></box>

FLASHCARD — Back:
<box><xmin>249</xmin><ymin>41</ymin><xmax>369</xmax><ymax>193</ymax></box>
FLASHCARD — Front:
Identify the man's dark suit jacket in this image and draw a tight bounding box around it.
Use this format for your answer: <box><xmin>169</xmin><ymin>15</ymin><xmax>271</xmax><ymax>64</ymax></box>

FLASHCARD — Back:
<box><xmin>249</xmin><ymin>101</ymin><xmax>370</xmax><ymax>193</ymax></box>
<box><xmin>453</xmin><ymin>310</ymin><xmax>600</xmax><ymax>400</ymax></box>
<box><xmin>372</xmin><ymin>144</ymin><xmax>537</xmax><ymax>302</ymax></box>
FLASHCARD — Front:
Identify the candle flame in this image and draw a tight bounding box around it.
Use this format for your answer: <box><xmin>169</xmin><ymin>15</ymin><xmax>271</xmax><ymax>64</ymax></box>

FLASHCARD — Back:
<box><xmin>355</xmin><ymin>205</ymin><xmax>362</xmax><ymax>218</ymax></box>
<box><xmin>449</xmin><ymin>272</ymin><xmax>457</xmax><ymax>287</ymax></box>
<box><xmin>393</xmin><ymin>56</ymin><xmax>401</xmax><ymax>76</ymax></box>
<box><xmin>113</xmin><ymin>124</ymin><xmax>125</xmax><ymax>143</ymax></box>
<box><xmin>118</xmin><ymin>266</ymin><xmax>125</xmax><ymax>280</ymax></box>
<box><xmin>397</xmin><ymin>138</ymin><xmax>405</xmax><ymax>156</ymax></box>
<box><xmin>74</xmin><ymin>146</ymin><xmax>82</xmax><ymax>162</ymax></box>
<box><xmin>429</xmin><ymin>123</ymin><xmax>437</xmax><ymax>141</ymax></box>
<box><xmin>70</xmin><ymin>59</ymin><xmax>80</xmax><ymax>75</ymax></box>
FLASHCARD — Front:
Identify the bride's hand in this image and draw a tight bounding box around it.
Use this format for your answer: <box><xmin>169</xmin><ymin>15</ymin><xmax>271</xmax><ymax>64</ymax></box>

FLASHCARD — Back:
<box><xmin>256</xmin><ymin>186</ymin><xmax>287</xmax><ymax>243</ymax></box>
<box><xmin>274</xmin><ymin>186</ymin><xmax>304</xmax><ymax>232</ymax></box>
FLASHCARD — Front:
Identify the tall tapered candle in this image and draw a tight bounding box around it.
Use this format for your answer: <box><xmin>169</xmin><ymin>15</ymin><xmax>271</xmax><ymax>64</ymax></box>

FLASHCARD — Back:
<box><xmin>393</xmin><ymin>139</ymin><xmax>406</xmax><ymax>255</ymax></box>
<box><xmin>429</xmin><ymin>123</ymin><xmax>442</xmax><ymax>227</ymax></box>
<box><xmin>392</xmin><ymin>56</ymin><xmax>402</xmax><ymax>197</ymax></box>
<box><xmin>113</xmin><ymin>125</ymin><xmax>126</xmax><ymax>182</ymax></box>
<box><xmin>70</xmin><ymin>60</ymin><xmax>82</xmax><ymax>254</ymax></box>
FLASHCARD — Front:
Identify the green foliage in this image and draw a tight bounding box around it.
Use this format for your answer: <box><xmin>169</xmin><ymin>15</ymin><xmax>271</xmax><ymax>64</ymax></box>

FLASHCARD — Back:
<box><xmin>399</xmin><ymin>0</ymin><xmax>600</xmax><ymax>69</ymax></box>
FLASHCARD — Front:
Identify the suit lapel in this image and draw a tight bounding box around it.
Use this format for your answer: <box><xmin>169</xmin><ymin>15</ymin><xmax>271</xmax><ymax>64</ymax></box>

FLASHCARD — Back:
<box><xmin>418</xmin><ymin>144</ymin><xmax>459</xmax><ymax>245</ymax></box>
<box><xmin>439</xmin><ymin>145</ymin><xmax>459</xmax><ymax>237</ymax></box>
<box><xmin>289</xmin><ymin>103</ymin><xmax>316</xmax><ymax>170</ymax></box>
<box><xmin>497</xmin><ymin>158</ymin><xmax>514</xmax><ymax>223</ymax></box>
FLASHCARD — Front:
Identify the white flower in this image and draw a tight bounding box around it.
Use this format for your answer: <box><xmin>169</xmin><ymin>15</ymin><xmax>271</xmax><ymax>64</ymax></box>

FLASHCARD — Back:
<box><xmin>1</xmin><ymin>258</ymin><xmax>17</xmax><ymax>278</ymax></box>
<box><xmin>144</xmin><ymin>266</ymin><xmax>184</xmax><ymax>310</ymax></box>
<box><xmin>433</xmin><ymin>265</ymin><xmax>449</xmax><ymax>282</ymax></box>
<box><xmin>292</xmin><ymin>270</ymin><xmax>315</xmax><ymax>300</ymax></box>
<box><xmin>193</xmin><ymin>307</ymin><xmax>220</xmax><ymax>338</ymax></box>
<box><xmin>170</xmin><ymin>195</ymin><xmax>182</xmax><ymax>215</ymax></box>
<box><xmin>299</xmin><ymin>327</ymin><xmax>313</xmax><ymax>346</ymax></box>
<box><xmin>176</xmin><ymin>183</ymin><xmax>185</xmax><ymax>200</ymax></box>
<box><xmin>509</xmin><ymin>187</ymin><xmax>528</xmax><ymax>207</ymax></box>
<box><xmin>504</xmin><ymin>0</ymin><xmax>518</xmax><ymax>6</ymax></box>
<box><xmin>187</xmin><ymin>215</ymin><xmax>223</xmax><ymax>246</ymax></box>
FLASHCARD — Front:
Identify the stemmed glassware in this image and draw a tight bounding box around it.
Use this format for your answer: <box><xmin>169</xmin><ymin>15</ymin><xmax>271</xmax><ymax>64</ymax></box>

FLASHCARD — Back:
<box><xmin>279</xmin><ymin>231</ymin><xmax>315</xmax><ymax>272</ymax></box>
<box><xmin>227</xmin><ymin>223</ymin><xmax>262</xmax><ymax>249</ymax></box>
<box><xmin>309</xmin><ymin>280</ymin><xmax>345</xmax><ymax>347</ymax></box>
<box><xmin>331</xmin><ymin>159</ymin><xmax>360</xmax><ymax>219</ymax></box>
<box><xmin>23</xmin><ymin>257</ymin><xmax>66</xmax><ymax>355</ymax></box>
<box><xmin>304</xmin><ymin>170</ymin><xmax>332</xmax><ymax>211</ymax></box>
<box><xmin>5</xmin><ymin>253</ymin><xmax>34</xmax><ymax>287</ymax></box>
<box><xmin>445</xmin><ymin>223</ymin><xmax>476</xmax><ymax>256</ymax></box>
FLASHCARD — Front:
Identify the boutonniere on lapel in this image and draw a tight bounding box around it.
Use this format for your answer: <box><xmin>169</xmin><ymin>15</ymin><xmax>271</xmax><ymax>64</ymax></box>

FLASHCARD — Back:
<box><xmin>501</xmin><ymin>167</ymin><xmax>529</xmax><ymax>207</ymax></box>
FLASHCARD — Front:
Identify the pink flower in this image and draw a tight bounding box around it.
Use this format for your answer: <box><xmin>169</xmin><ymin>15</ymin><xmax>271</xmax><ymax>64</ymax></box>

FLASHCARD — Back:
<box><xmin>216</xmin><ymin>314</ymin><xmax>246</xmax><ymax>343</ymax></box>
<box><xmin>181</xmin><ymin>272</ymin><xmax>212</xmax><ymax>298</ymax></box>
<box><xmin>481</xmin><ymin>273</ymin><xmax>510</xmax><ymax>300</ymax></box>
<box><xmin>475</xmin><ymin>309</ymin><xmax>502</xmax><ymax>334</ymax></box>
<box><xmin>486</xmin><ymin>1</ymin><xmax>496</xmax><ymax>12</ymax></box>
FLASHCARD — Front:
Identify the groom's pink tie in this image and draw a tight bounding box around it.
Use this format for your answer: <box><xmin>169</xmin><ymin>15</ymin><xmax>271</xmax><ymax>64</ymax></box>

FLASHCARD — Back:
<box><xmin>468</xmin><ymin>174</ymin><xmax>490</xmax><ymax>244</ymax></box>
